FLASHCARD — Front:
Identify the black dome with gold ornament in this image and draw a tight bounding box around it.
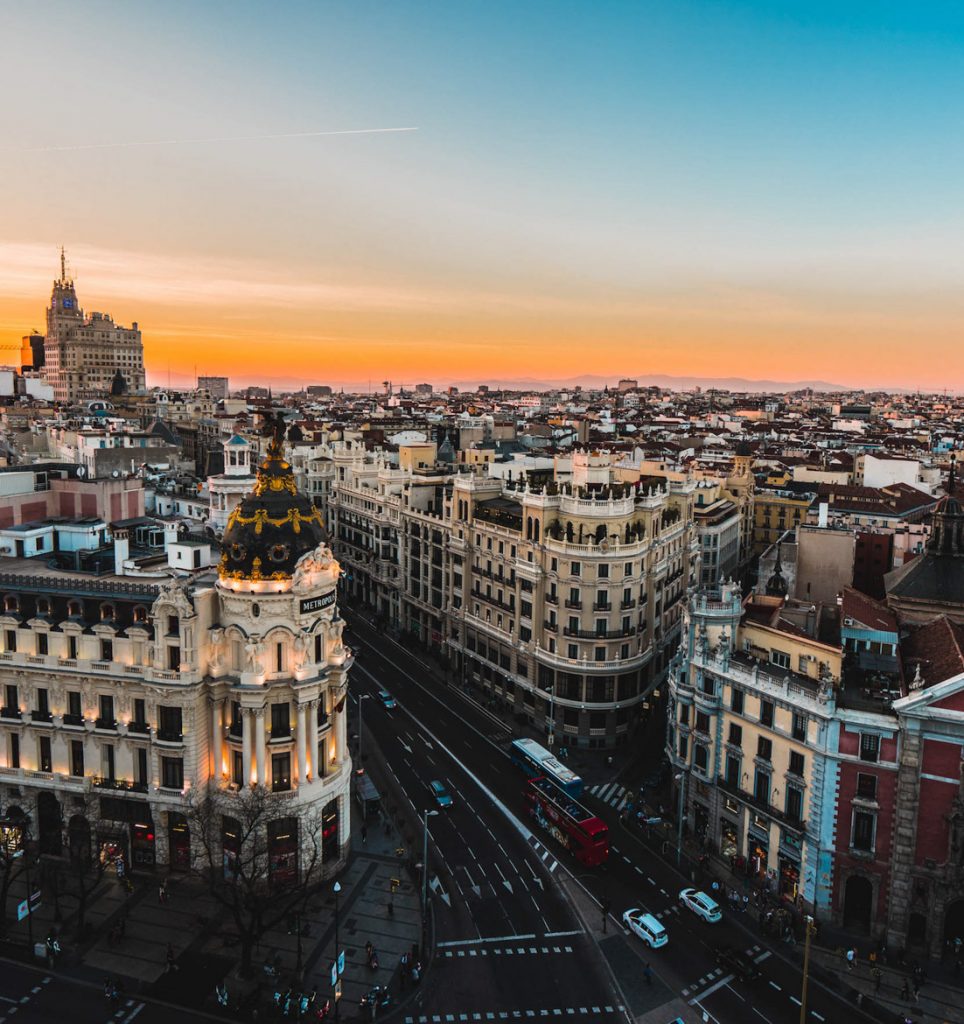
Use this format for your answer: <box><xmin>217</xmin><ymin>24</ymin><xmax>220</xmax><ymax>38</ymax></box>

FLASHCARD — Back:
<box><xmin>218</xmin><ymin>422</ymin><xmax>326</xmax><ymax>582</ymax></box>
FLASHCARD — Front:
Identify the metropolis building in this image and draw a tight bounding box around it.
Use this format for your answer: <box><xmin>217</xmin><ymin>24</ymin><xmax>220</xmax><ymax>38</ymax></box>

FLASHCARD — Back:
<box><xmin>0</xmin><ymin>432</ymin><xmax>352</xmax><ymax>877</ymax></box>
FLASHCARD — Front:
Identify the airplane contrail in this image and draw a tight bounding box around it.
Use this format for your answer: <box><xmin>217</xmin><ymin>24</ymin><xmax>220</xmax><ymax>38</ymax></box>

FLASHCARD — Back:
<box><xmin>13</xmin><ymin>126</ymin><xmax>419</xmax><ymax>154</ymax></box>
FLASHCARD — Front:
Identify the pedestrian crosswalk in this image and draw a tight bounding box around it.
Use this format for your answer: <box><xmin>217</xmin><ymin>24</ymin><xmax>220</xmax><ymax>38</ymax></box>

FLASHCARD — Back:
<box><xmin>526</xmin><ymin>836</ymin><xmax>558</xmax><ymax>874</ymax></box>
<box><xmin>442</xmin><ymin>944</ymin><xmax>575</xmax><ymax>958</ymax></box>
<box><xmin>405</xmin><ymin>1007</ymin><xmax>624</xmax><ymax>1022</ymax></box>
<box><xmin>587</xmin><ymin>782</ymin><xmax>633</xmax><ymax>810</ymax></box>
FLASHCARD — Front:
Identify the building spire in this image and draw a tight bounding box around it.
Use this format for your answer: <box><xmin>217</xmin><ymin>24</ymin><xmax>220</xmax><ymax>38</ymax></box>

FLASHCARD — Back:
<box><xmin>950</xmin><ymin>452</ymin><xmax>957</xmax><ymax>495</ymax></box>
<box><xmin>60</xmin><ymin>246</ymin><xmax>66</xmax><ymax>284</ymax></box>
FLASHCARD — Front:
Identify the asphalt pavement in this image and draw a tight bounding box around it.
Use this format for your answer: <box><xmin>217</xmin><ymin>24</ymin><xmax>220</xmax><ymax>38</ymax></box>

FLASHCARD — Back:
<box><xmin>343</xmin><ymin>609</ymin><xmax>928</xmax><ymax>1024</ymax></box>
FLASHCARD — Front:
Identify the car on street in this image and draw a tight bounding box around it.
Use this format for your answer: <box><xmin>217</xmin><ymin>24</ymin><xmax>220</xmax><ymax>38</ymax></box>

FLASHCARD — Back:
<box><xmin>622</xmin><ymin>908</ymin><xmax>668</xmax><ymax>949</ymax></box>
<box><xmin>715</xmin><ymin>946</ymin><xmax>762</xmax><ymax>982</ymax></box>
<box><xmin>378</xmin><ymin>690</ymin><xmax>397</xmax><ymax>709</ymax></box>
<box><xmin>678</xmin><ymin>888</ymin><xmax>722</xmax><ymax>923</ymax></box>
<box><xmin>430</xmin><ymin>780</ymin><xmax>453</xmax><ymax>808</ymax></box>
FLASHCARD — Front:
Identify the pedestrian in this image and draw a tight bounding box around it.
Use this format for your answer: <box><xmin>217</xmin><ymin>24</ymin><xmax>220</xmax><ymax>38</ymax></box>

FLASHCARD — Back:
<box><xmin>900</xmin><ymin>979</ymin><xmax>909</xmax><ymax>1001</ymax></box>
<box><xmin>869</xmin><ymin>950</ymin><xmax>877</xmax><ymax>968</ymax></box>
<box><xmin>165</xmin><ymin>943</ymin><xmax>179</xmax><ymax>974</ymax></box>
<box><xmin>387</xmin><ymin>899</ymin><xmax>394</xmax><ymax>917</ymax></box>
<box><xmin>158</xmin><ymin>880</ymin><xmax>168</xmax><ymax>904</ymax></box>
<box><xmin>742</xmin><ymin>894</ymin><xmax>749</xmax><ymax>914</ymax></box>
<box><xmin>361</xmin><ymin>823</ymin><xmax>368</xmax><ymax>844</ymax></box>
<box><xmin>643</xmin><ymin>962</ymin><xmax>653</xmax><ymax>986</ymax></box>
<box><xmin>912</xmin><ymin>980</ymin><xmax>920</xmax><ymax>1002</ymax></box>
<box><xmin>872</xmin><ymin>967</ymin><xmax>881</xmax><ymax>993</ymax></box>
<box><xmin>846</xmin><ymin>947</ymin><xmax>855</xmax><ymax>971</ymax></box>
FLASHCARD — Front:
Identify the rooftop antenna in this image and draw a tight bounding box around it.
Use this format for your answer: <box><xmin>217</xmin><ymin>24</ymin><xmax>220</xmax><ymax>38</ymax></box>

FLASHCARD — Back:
<box><xmin>60</xmin><ymin>246</ymin><xmax>66</xmax><ymax>283</ymax></box>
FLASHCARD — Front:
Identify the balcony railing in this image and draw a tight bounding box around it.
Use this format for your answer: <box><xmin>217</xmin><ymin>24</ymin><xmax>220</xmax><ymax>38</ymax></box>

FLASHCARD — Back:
<box><xmin>716</xmin><ymin>775</ymin><xmax>806</xmax><ymax>832</ymax></box>
<box><xmin>62</xmin><ymin>714</ymin><xmax>85</xmax><ymax>727</ymax></box>
<box><xmin>127</xmin><ymin>721</ymin><xmax>150</xmax><ymax>735</ymax></box>
<box><xmin>94</xmin><ymin>718</ymin><xmax>117</xmax><ymax>732</ymax></box>
<box><xmin>564</xmin><ymin>600</ymin><xmax>582</xmax><ymax>610</ymax></box>
<box><xmin>156</xmin><ymin>729</ymin><xmax>184</xmax><ymax>744</ymax></box>
<box><xmin>563</xmin><ymin>627</ymin><xmax>635</xmax><ymax>640</ymax></box>
<box><xmin>92</xmin><ymin>777</ymin><xmax>149</xmax><ymax>793</ymax></box>
<box><xmin>1</xmin><ymin>707</ymin><xmax>22</xmax><ymax>721</ymax></box>
<box><xmin>30</xmin><ymin>710</ymin><xmax>53</xmax><ymax>724</ymax></box>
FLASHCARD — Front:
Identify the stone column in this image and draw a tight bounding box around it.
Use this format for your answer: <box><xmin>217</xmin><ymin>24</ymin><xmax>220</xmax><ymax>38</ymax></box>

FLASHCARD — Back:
<box><xmin>211</xmin><ymin>698</ymin><xmax>223</xmax><ymax>780</ymax></box>
<box><xmin>296</xmin><ymin>703</ymin><xmax>307</xmax><ymax>784</ymax></box>
<box><xmin>255</xmin><ymin>709</ymin><xmax>266</xmax><ymax>786</ymax></box>
<box><xmin>308</xmin><ymin>700</ymin><xmax>320</xmax><ymax>780</ymax></box>
<box><xmin>241</xmin><ymin>709</ymin><xmax>252</xmax><ymax>786</ymax></box>
<box><xmin>335</xmin><ymin>678</ymin><xmax>349</xmax><ymax>764</ymax></box>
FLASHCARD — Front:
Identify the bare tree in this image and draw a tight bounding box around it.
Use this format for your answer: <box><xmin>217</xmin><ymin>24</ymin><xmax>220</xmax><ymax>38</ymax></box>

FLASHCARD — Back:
<box><xmin>54</xmin><ymin>792</ymin><xmax>110</xmax><ymax>941</ymax></box>
<box><xmin>187</xmin><ymin>785</ymin><xmax>327</xmax><ymax>977</ymax></box>
<box><xmin>0</xmin><ymin>815</ymin><xmax>36</xmax><ymax>936</ymax></box>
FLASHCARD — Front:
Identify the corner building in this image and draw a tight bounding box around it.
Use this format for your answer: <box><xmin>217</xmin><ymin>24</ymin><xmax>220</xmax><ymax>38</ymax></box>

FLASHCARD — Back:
<box><xmin>0</xmin><ymin>436</ymin><xmax>351</xmax><ymax>877</ymax></box>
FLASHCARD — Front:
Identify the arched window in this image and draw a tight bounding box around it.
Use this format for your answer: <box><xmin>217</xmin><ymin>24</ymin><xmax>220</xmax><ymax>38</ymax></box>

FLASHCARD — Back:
<box><xmin>3</xmin><ymin>595</ymin><xmax>18</xmax><ymax>614</ymax></box>
<box><xmin>132</xmin><ymin>605</ymin><xmax>148</xmax><ymax>624</ymax></box>
<box><xmin>67</xmin><ymin>600</ymin><xmax>82</xmax><ymax>618</ymax></box>
<box><xmin>100</xmin><ymin>603</ymin><xmax>115</xmax><ymax>621</ymax></box>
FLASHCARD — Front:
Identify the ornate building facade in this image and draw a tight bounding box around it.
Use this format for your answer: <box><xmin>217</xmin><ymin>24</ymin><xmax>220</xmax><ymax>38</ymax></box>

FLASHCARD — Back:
<box><xmin>0</xmin><ymin>432</ymin><xmax>352</xmax><ymax>878</ymax></box>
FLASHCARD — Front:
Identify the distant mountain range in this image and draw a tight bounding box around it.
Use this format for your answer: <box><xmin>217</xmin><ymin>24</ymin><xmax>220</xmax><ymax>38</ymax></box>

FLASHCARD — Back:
<box><xmin>446</xmin><ymin>373</ymin><xmax>853</xmax><ymax>394</ymax></box>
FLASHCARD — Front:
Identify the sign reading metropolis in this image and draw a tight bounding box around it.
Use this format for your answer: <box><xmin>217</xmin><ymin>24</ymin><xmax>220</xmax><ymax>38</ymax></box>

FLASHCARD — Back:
<box><xmin>300</xmin><ymin>592</ymin><xmax>337</xmax><ymax>614</ymax></box>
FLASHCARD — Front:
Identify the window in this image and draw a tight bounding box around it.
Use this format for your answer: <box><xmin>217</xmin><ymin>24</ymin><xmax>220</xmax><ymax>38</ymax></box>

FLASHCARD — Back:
<box><xmin>161</xmin><ymin>757</ymin><xmax>184</xmax><ymax>790</ymax></box>
<box><xmin>725</xmin><ymin>754</ymin><xmax>740</xmax><ymax>786</ymax></box>
<box><xmin>133</xmin><ymin>698</ymin><xmax>147</xmax><ymax>728</ymax></box>
<box><xmin>770</xmin><ymin>650</ymin><xmax>790</xmax><ymax>669</ymax></box>
<box><xmin>4</xmin><ymin>683</ymin><xmax>17</xmax><ymax>713</ymax></box>
<box><xmin>754</xmin><ymin>769</ymin><xmax>770</xmax><ymax>804</ymax></box>
<box><xmin>757</xmin><ymin>737</ymin><xmax>773</xmax><ymax>761</ymax></box>
<box><xmin>789</xmin><ymin>751</ymin><xmax>805</xmax><ymax>777</ymax></box>
<box><xmin>624</xmin><ymin>562</ymin><xmax>633</xmax><ymax>576</ymax></box>
<box><xmin>571</xmin><ymin>562</ymin><xmax>581</xmax><ymax>576</ymax></box>
<box><xmin>272</xmin><ymin>753</ymin><xmax>292</xmax><ymax>792</ymax></box>
<box><xmin>4</xmin><ymin>630</ymin><xmax>15</xmax><ymax>653</ymax></box>
<box><xmin>136</xmin><ymin>748</ymin><xmax>148</xmax><ymax>787</ymax></box>
<box><xmin>679</xmin><ymin>704</ymin><xmax>690</xmax><ymax>725</ymax></box>
<box><xmin>598</xmin><ymin>563</ymin><xmax>609</xmax><ymax>579</ymax></box>
<box><xmin>68</xmin><ymin>636</ymin><xmax>78</xmax><ymax>659</ymax></box>
<box><xmin>100</xmin><ymin>639</ymin><xmax>113</xmax><ymax>662</ymax></box>
<box><xmin>70</xmin><ymin>740</ymin><xmax>84</xmax><ymax>777</ymax></box>
<box><xmin>679</xmin><ymin>735</ymin><xmax>688</xmax><ymax>759</ymax></box>
<box><xmin>98</xmin><ymin>695</ymin><xmax>115</xmax><ymax>728</ymax></box>
<box><xmin>67</xmin><ymin>690</ymin><xmax>82</xmax><ymax>722</ymax></box>
<box><xmin>594</xmin><ymin>647</ymin><xmax>606</xmax><ymax>662</ymax></box>
<box><xmin>8</xmin><ymin>734</ymin><xmax>19</xmax><ymax>769</ymax></box>
<box><xmin>271</xmin><ymin>702</ymin><xmax>291</xmax><ymax>737</ymax></box>
<box><xmin>731</xmin><ymin>689</ymin><xmax>744</xmax><ymax>715</ymax></box>
<box><xmin>701</xmin><ymin>674</ymin><xmax>716</xmax><ymax>696</ymax></box>
<box><xmin>856</xmin><ymin>773</ymin><xmax>878</xmax><ymax>800</ymax></box>
<box><xmin>38</xmin><ymin>736</ymin><xmax>52</xmax><ymax>773</ymax></box>
<box><xmin>276</xmin><ymin>642</ymin><xmax>284</xmax><ymax>673</ymax></box>
<box><xmin>792</xmin><ymin>713</ymin><xmax>806</xmax><ymax>742</ymax></box>
<box><xmin>852</xmin><ymin>810</ymin><xmax>876</xmax><ymax>852</ymax></box>
<box><xmin>728</xmin><ymin>723</ymin><xmax>742</xmax><ymax>747</ymax></box>
<box><xmin>158</xmin><ymin>706</ymin><xmax>183</xmax><ymax>741</ymax></box>
<box><xmin>37</xmin><ymin>633</ymin><xmax>48</xmax><ymax>656</ymax></box>
<box><xmin>694</xmin><ymin>744</ymin><xmax>708</xmax><ymax>773</ymax></box>
<box><xmin>785</xmin><ymin>785</ymin><xmax>803</xmax><ymax>822</ymax></box>
<box><xmin>233</xmin><ymin>751</ymin><xmax>244</xmax><ymax>786</ymax></box>
<box><xmin>760</xmin><ymin>699</ymin><xmax>774</xmax><ymax>727</ymax></box>
<box><xmin>859</xmin><ymin>733</ymin><xmax>880</xmax><ymax>763</ymax></box>
<box><xmin>36</xmin><ymin>688</ymin><xmax>49</xmax><ymax>715</ymax></box>
<box><xmin>695</xmin><ymin>711</ymin><xmax>710</xmax><ymax>733</ymax></box>
<box><xmin>167</xmin><ymin>645</ymin><xmax>180</xmax><ymax>671</ymax></box>
<box><xmin>103</xmin><ymin>744</ymin><xmax>115</xmax><ymax>781</ymax></box>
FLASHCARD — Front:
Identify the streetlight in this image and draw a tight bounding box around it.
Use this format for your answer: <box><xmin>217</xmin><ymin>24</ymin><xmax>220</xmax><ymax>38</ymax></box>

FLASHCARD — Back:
<box><xmin>675</xmin><ymin>769</ymin><xmax>688</xmax><ymax>867</ymax></box>
<box><xmin>545</xmin><ymin>683</ymin><xmax>555</xmax><ymax>748</ymax></box>
<box><xmin>799</xmin><ymin>915</ymin><xmax>816</xmax><ymax>1024</ymax></box>
<box><xmin>421</xmin><ymin>810</ymin><xmax>440</xmax><ymax>920</ymax></box>
<box><xmin>332</xmin><ymin>881</ymin><xmax>342</xmax><ymax>1024</ymax></box>
<box><xmin>357</xmin><ymin>693</ymin><xmax>373</xmax><ymax>764</ymax></box>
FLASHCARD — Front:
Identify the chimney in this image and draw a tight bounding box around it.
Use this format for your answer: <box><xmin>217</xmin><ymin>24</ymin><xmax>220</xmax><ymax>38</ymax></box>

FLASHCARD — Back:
<box><xmin>163</xmin><ymin>520</ymin><xmax>179</xmax><ymax>551</ymax></box>
<box><xmin>113</xmin><ymin>527</ymin><xmax>129</xmax><ymax>577</ymax></box>
<box><xmin>818</xmin><ymin>501</ymin><xmax>829</xmax><ymax>528</ymax></box>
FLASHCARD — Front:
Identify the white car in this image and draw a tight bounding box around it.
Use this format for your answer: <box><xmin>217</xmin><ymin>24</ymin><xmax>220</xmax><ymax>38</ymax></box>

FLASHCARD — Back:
<box><xmin>622</xmin><ymin>908</ymin><xmax>668</xmax><ymax>948</ymax></box>
<box><xmin>678</xmin><ymin>888</ymin><xmax>722</xmax><ymax>923</ymax></box>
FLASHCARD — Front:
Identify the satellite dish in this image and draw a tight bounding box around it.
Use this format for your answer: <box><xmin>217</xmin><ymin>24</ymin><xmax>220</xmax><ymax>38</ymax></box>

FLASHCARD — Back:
<box><xmin>178</xmin><ymin>522</ymin><xmax>189</xmax><ymax>535</ymax></box>
<box><xmin>76</xmin><ymin>466</ymin><xmax>87</xmax><ymax>478</ymax></box>
<box><xmin>111</xmin><ymin>469</ymin><xmax>121</xmax><ymax>478</ymax></box>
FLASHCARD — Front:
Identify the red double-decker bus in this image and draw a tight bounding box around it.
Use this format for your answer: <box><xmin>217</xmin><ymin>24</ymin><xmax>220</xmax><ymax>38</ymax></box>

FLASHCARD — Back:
<box><xmin>525</xmin><ymin>775</ymin><xmax>609</xmax><ymax>867</ymax></box>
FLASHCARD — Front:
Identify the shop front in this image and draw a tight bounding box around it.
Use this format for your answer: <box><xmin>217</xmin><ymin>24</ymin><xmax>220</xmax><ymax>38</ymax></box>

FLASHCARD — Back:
<box><xmin>268</xmin><ymin>817</ymin><xmax>299</xmax><ymax>886</ymax></box>
<box><xmin>746</xmin><ymin>817</ymin><xmax>770</xmax><ymax>877</ymax></box>
<box><xmin>321</xmin><ymin>799</ymin><xmax>339</xmax><ymax>864</ymax></box>
<box><xmin>719</xmin><ymin>817</ymin><xmax>739</xmax><ymax>860</ymax></box>
<box><xmin>167</xmin><ymin>813</ymin><xmax>189</xmax><ymax>870</ymax></box>
<box><xmin>99</xmin><ymin>796</ymin><xmax>155</xmax><ymax>872</ymax></box>
<box><xmin>778</xmin><ymin>829</ymin><xmax>802</xmax><ymax>902</ymax></box>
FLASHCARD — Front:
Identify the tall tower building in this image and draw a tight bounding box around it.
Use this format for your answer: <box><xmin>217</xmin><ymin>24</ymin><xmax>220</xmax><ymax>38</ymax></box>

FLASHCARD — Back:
<box><xmin>43</xmin><ymin>250</ymin><xmax>146</xmax><ymax>403</ymax></box>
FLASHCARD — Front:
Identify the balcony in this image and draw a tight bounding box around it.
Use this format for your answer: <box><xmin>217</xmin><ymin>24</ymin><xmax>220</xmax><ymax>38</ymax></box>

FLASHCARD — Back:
<box><xmin>716</xmin><ymin>775</ymin><xmax>806</xmax><ymax>833</ymax></box>
<box><xmin>156</xmin><ymin>729</ymin><xmax>184</xmax><ymax>745</ymax></box>
<box><xmin>592</xmin><ymin>602</ymin><xmax>612</xmax><ymax>613</ymax></box>
<box><xmin>1</xmin><ymin>707</ymin><xmax>22</xmax><ymax>721</ymax></box>
<box><xmin>127</xmin><ymin>721</ymin><xmax>150</xmax><ymax>736</ymax></box>
<box><xmin>93</xmin><ymin>777</ymin><xmax>149</xmax><ymax>793</ymax></box>
<box><xmin>30</xmin><ymin>710</ymin><xmax>53</xmax><ymax>724</ymax></box>
<box><xmin>545</xmin><ymin>594</ymin><xmax>558</xmax><ymax>606</ymax></box>
<box><xmin>62</xmin><ymin>713</ymin><xmax>85</xmax><ymax>728</ymax></box>
<box><xmin>563</xmin><ymin>627</ymin><xmax>635</xmax><ymax>640</ymax></box>
<box><xmin>94</xmin><ymin>718</ymin><xmax>117</xmax><ymax>732</ymax></box>
<box><xmin>620</xmin><ymin>598</ymin><xmax>637</xmax><ymax>610</ymax></box>
<box><xmin>543</xmin><ymin>621</ymin><xmax>558</xmax><ymax>633</ymax></box>
<box><xmin>564</xmin><ymin>600</ymin><xmax>582</xmax><ymax>610</ymax></box>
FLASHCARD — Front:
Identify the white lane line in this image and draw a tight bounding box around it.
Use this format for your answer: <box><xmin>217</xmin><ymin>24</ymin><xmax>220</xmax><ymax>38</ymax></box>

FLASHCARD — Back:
<box><xmin>768</xmin><ymin>981</ymin><xmax>781</xmax><ymax>992</ymax></box>
<box><xmin>634</xmin><ymin>866</ymin><xmax>643</xmax><ymax>874</ymax></box>
<box><xmin>545</xmin><ymin>929</ymin><xmax>582</xmax><ymax>937</ymax></box>
<box><xmin>811</xmin><ymin>1013</ymin><xmax>825</xmax><ymax>1022</ymax></box>
<box><xmin>438</xmin><ymin>934</ymin><xmax>537</xmax><ymax>947</ymax></box>
<box><xmin>752</xmin><ymin>1010</ymin><xmax>773</xmax><ymax>1024</ymax></box>
<box><xmin>687</xmin><ymin>973</ymin><xmax>735</xmax><ymax>1003</ymax></box>
<box><xmin>755</xmin><ymin>950</ymin><xmax>772</xmax><ymax>963</ymax></box>
<box><xmin>789</xmin><ymin>997</ymin><xmax>802</xmax><ymax>1006</ymax></box>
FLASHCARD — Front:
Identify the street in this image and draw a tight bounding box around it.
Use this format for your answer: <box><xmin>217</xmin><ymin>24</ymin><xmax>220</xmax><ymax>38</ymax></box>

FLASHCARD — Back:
<box><xmin>343</xmin><ymin>610</ymin><xmax>880</xmax><ymax>1024</ymax></box>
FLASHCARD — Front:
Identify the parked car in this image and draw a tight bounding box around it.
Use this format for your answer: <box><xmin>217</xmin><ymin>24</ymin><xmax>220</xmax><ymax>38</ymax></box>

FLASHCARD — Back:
<box><xmin>678</xmin><ymin>888</ymin><xmax>722</xmax><ymax>923</ymax></box>
<box><xmin>378</xmin><ymin>691</ymin><xmax>397</xmax><ymax>709</ymax></box>
<box><xmin>715</xmin><ymin>946</ymin><xmax>761</xmax><ymax>982</ymax></box>
<box><xmin>430</xmin><ymin>780</ymin><xmax>453</xmax><ymax>808</ymax></box>
<box><xmin>622</xmin><ymin>908</ymin><xmax>668</xmax><ymax>949</ymax></box>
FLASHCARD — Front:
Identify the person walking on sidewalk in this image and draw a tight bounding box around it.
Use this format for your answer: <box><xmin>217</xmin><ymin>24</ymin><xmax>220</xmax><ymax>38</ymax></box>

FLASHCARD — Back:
<box><xmin>165</xmin><ymin>943</ymin><xmax>179</xmax><ymax>974</ymax></box>
<box><xmin>900</xmin><ymin>979</ymin><xmax>909</xmax><ymax>1001</ymax></box>
<box><xmin>846</xmin><ymin>947</ymin><xmax>856</xmax><ymax>971</ymax></box>
<box><xmin>872</xmin><ymin>967</ymin><xmax>882</xmax><ymax>993</ymax></box>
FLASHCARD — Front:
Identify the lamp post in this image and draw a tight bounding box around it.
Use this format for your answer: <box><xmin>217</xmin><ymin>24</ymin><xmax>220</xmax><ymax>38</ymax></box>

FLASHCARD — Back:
<box><xmin>799</xmin><ymin>915</ymin><xmax>816</xmax><ymax>1024</ymax></box>
<box><xmin>333</xmin><ymin>881</ymin><xmax>342</xmax><ymax>1024</ymax></box>
<box><xmin>421</xmin><ymin>809</ymin><xmax>440</xmax><ymax>920</ymax></box>
<box><xmin>675</xmin><ymin>769</ymin><xmax>688</xmax><ymax>867</ymax></box>
<box><xmin>545</xmin><ymin>684</ymin><xmax>555</xmax><ymax>748</ymax></box>
<box><xmin>357</xmin><ymin>694</ymin><xmax>372</xmax><ymax>764</ymax></box>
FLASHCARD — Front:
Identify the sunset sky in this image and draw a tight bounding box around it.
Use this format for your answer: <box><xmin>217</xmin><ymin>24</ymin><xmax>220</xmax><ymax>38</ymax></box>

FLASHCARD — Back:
<box><xmin>3</xmin><ymin>2</ymin><xmax>964</xmax><ymax>390</ymax></box>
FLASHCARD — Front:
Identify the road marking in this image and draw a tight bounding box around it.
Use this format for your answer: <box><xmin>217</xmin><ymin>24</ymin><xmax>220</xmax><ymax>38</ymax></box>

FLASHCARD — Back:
<box><xmin>752</xmin><ymin>1010</ymin><xmax>772</xmax><ymax>1024</ymax></box>
<box><xmin>755</xmin><ymin>950</ymin><xmax>772</xmax><ymax>963</ymax></box>
<box><xmin>687</xmin><ymin>973</ymin><xmax>735</xmax><ymax>1003</ymax></box>
<box><xmin>768</xmin><ymin>981</ymin><xmax>781</xmax><ymax>991</ymax></box>
<box><xmin>124</xmin><ymin>1008</ymin><xmax>145</xmax><ymax>1024</ymax></box>
<box><xmin>439</xmin><ymin>934</ymin><xmax>537</xmax><ymax>947</ymax></box>
<box><xmin>810</xmin><ymin>1013</ymin><xmax>825</xmax><ymax>1022</ymax></box>
<box><xmin>789</xmin><ymin>997</ymin><xmax>801</xmax><ymax>1006</ymax></box>
<box><xmin>634</xmin><ymin>866</ymin><xmax>643</xmax><ymax>874</ymax></box>
<box><xmin>545</xmin><ymin>929</ymin><xmax>581</xmax><ymax>937</ymax></box>
<box><xmin>647</xmin><ymin>877</ymin><xmax>656</xmax><ymax>885</ymax></box>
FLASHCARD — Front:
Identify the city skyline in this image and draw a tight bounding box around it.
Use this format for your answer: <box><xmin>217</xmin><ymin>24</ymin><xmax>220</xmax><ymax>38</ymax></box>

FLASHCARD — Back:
<box><xmin>4</xmin><ymin>2</ymin><xmax>964</xmax><ymax>389</ymax></box>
